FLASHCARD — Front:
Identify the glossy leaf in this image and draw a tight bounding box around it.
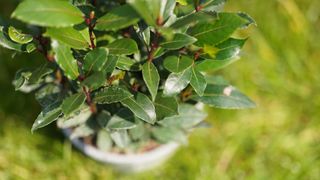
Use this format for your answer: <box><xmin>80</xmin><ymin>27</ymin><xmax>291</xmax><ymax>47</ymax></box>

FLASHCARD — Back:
<box><xmin>176</xmin><ymin>0</ymin><xmax>188</xmax><ymax>5</ymax></box>
<box><xmin>11</xmin><ymin>0</ymin><xmax>84</xmax><ymax>27</ymax></box>
<box><xmin>13</xmin><ymin>69</ymin><xmax>32</xmax><ymax>91</ymax></box>
<box><xmin>196</xmin><ymin>38</ymin><xmax>246</xmax><ymax>72</ymax></box>
<box><xmin>160</xmin><ymin>33</ymin><xmax>197</xmax><ymax>50</ymax></box>
<box><xmin>57</xmin><ymin>106</ymin><xmax>92</xmax><ymax>128</ymax></box>
<box><xmin>142</xmin><ymin>62</ymin><xmax>160</xmax><ymax>101</ymax></box>
<box><xmin>28</xmin><ymin>64</ymin><xmax>53</xmax><ymax>84</ymax></box>
<box><xmin>162</xmin><ymin>0</ymin><xmax>176</xmax><ymax>21</ymax></box>
<box><xmin>215</xmin><ymin>38</ymin><xmax>247</xmax><ymax>60</ymax></box>
<box><xmin>154</xmin><ymin>93</ymin><xmax>178</xmax><ymax>120</ymax></box>
<box><xmin>170</xmin><ymin>11</ymin><xmax>218</xmax><ymax>29</ymax></box>
<box><xmin>152</xmin><ymin>127</ymin><xmax>187</xmax><ymax>144</ymax></box>
<box><xmin>106</xmin><ymin>109</ymin><xmax>136</xmax><ymax>130</ymax></box>
<box><xmin>83</xmin><ymin>48</ymin><xmax>109</xmax><ymax>74</ymax></box>
<box><xmin>93</xmin><ymin>86</ymin><xmax>133</xmax><ymax>104</ymax></box>
<box><xmin>61</xmin><ymin>92</ymin><xmax>86</xmax><ymax>116</ymax></box>
<box><xmin>31</xmin><ymin>103</ymin><xmax>62</xmax><ymax>132</ymax></box>
<box><xmin>81</xmin><ymin>72</ymin><xmax>106</xmax><ymax>90</ymax></box>
<box><xmin>116</xmin><ymin>56</ymin><xmax>141</xmax><ymax>71</ymax></box>
<box><xmin>190</xmin><ymin>67</ymin><xmax>207</xmax><ymax>96</ymax></box>
<box><xmin>0</xmin><ymin>26</ymin><xmax>35</xmax><ymax>53</ymax></box>
<box><xmin>188</xmin><ymin>13</ymin><xmax>249</xmax><ymax>46</ymax></box>
<box><xmin>70</xmin><ymin>122</ymin><xmax>96</xmax><ymax>139</ymax></box>
<box><xmin>191</xmin><ymin>84</ymin><xmax>256</xmax><ymax>109</ymax></box>
<box><xmin>163</xmin><ymin>68</ymin><xmax>192</xmax><ymax>96</ymax></box>
<box><xmin>97</xmin><ymin>130</ymin><xmax>112</xmax><ymax>151</ymax></box>
<box><xmin>127</xmin><ymin>0</ymin><xmax>160</xmax><ymax>26</ymax></box>
<box><xmin>163</xmin><ymin>55</ymin><xmax>193</xmax><ymax>73</ymax></box>
<box><xmin>106</xmin><ymin>38</ymin><xmax>138</xmax><ymax>55</ymax></box>
<box><xmin>121</xmin><ymin>93</ymin><xmax>156</xmax><ymax>124</ymax></box>
<box><xmin>45</xmin><ymin>26</ymin><xmax>90</xmax><ymax>49</ymax></box>
<box><xmin>35</xmin><ymin>84</ymin><xmax>62</xmax><ymax>108</ymax></box>
<box><xmin>102</xmin><ymin>55</ymin><xmax>118</xmax><ymax>73</ymax></box>
<box><xmin>97</xmin><ymin>110</ymin><xmax>112</xmax><ymax>128</ymax></box>
<box><xmin>95</xmin><ymin>4</ymin><xmax>140</xmax><ymax>31</ymax></box>
<box><xmin>8</xmin><ymin>26</ymin><xmax>33</xmax><ymax>44</ymax></box>
<box><xmin>158</xmin><ymin>104</ymin><xmax>207</xmax><ymax>129</ymax></box>
<box><xmin>52</xmin><ymin>41</ymin><xmax>79</xmax><ymax>80</ymax></box>
<box><xmin>110</xmin><ymin>130</ymin><xmax>130</xmax><ymax>149</ymax></box>
<box><xmin>129</xmin><ymin>120</ymin><xmax>146</xmax><ymax>141</ymax></box>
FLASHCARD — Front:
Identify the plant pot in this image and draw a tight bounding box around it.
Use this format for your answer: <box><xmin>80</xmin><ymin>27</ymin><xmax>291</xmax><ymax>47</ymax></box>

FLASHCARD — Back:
<box><xmin>61</xmin><ymin>128</ymin><xmax>179</xmax><ymax>173</ymax></box>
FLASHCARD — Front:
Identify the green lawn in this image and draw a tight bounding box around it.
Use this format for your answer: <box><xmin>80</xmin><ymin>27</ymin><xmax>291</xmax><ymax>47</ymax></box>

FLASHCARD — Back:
<box><xmin>1</xmin><ymin>0</ymin><xmax>320</xmax><ymax>179</ymax></box>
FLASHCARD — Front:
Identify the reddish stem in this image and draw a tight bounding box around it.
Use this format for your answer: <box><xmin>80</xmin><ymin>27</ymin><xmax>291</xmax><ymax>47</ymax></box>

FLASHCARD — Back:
<box><xmin>82</xmin><ymin>86</ymin><xmax>97</xmax><ymax>114</ymax></box>
<box><xmin>147</xmin><ymin>31</ymin><xmax>160</xmax><ymax>62</ymax></box>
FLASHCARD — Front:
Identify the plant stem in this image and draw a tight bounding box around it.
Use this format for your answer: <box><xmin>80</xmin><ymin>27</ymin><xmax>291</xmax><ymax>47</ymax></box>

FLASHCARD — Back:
<box><xmin>35</xmin><ymin>35</ymin><xmax>55</xmax><ymax>62</ymax></box>
<box><xmin>86</xmin><ymin>11</ymin><xmax>96</xmax><ymax>49</ymax></box>
<box><xmin>82</xmin><ymin>86</ymin><xmax>97</xmax><ymax>114</ymax></box>
<box><xmin>147</xmin><ymin>31</ymin><xmax>160</xmax><ymax>62</ymax></box>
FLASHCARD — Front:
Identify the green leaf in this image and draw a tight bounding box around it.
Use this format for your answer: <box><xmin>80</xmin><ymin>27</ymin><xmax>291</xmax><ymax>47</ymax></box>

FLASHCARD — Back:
<box><xmin>97</xmin><ymin>130</ymin><xmax>112</xmax><ymax>151</ymax></box>
<box><xmin>11</xmin><ymin>0</ymin><xmax>84</xmax><ymax>27</ymax></box>
<box><xmin>70</xmin><ymin>120</ymin><xmax>97</xmax><ymax>139</ymax></box>
<box><xmin>127</xmin><ymin>0</ymin><xmax>160</xmax><ymax>26</ymax></box>
<box><xmin>163</xmin><ymin>68</ymin><xmax>192</xmax><ymax>96</ymax></box>
<box><xmin>202</xmin><ymin>0</ymin><xmax>226</xmax><ymax>12</ymax></box>
<box><xmin>93</xmin><ymin>86</ymin><xmax>133</xmax><ymax>104</ymax></box>
<box><xmin>196</xmin><ymin>58</ymin><xmax>239</xmax><ymax>72</ymax></box>
<box><xmin>215</xmin><ymin>38</ymin><xmax>247</xmax><ymax>60</ymax></box>
<box><xmin>61</xmin><ymin>92</ymin><xmax>86</xmax><ymax>116</ymax></box>
<box><xmin>57</xmin><ymin>106</ymin><xmax>92</xmax><ymax>128</ymax></box>
<box><xmin>106</xmin><ymin>38</ymin><xmax>138</xmax><ymax>55</ymax></box>
<box><xmin>162</xmin><ymin>0</ymin><xmax>176</xmax><ymax>21</ymax></box>
<box><xmin>45</xmin><ymin>26</ymin><xmax>90</xmax><ymax>49</ymax></box>
<box><xmin>83</xmin><ymin>48</ymin><xmax>109</xmax><ymax>74</ymax></box>
<box><xmin>0</xmin><ymin>26</ymin><xmax>35</xmax><ymax>53</ymax></box>
<box><xmin>8</xmin><ymin>26</ymin><xmax>33</xmax><ymax>44</ymax></box>
<box><xmin>116</xmin><ymin>56</ymin><xmax>141</xmax><ymax>71</ymax></box>
<box><xmin>191</xmin><ymin>84</ymin><xmax>256</xmax><ymax>109</ymax></box>
<box><xmin>152</xmin><ymin>127</ymin><xmax>187</xmax><ymax>144</ymax></box>
<box><xmin>176</xmin><ymin>0</ymin><xmax>188</xmax><ymax>5</ymax></box>
<box><xmin>52</xmin><ymin>41</ymin><xmax>79</xmax><ymax>80</ymax></box>
<box><xmin>188</xmin><ymin>13</ymin><xmax>249</xmax><ymax>46</ymax></box>
<box><xmin>170</xmin><ymin>11</ymin><xmax>218</xmax><ymax>29</ymax></box>
<box><xmin>121</xmin><ymin>93</ymin><xmax>156</xmax><ymax>124</ymax></box>
<box><xmin>110</xmin><ymin>130</ymin><xmax>131</xmax><ymax>149</ymax></box>
<box><xmin>154</xmin><ymin>93</ymin><xmax>178</xmax><ymax>120</ymax></box>
<box><xmin>31</xmin><ymin>104</ymin><xmax>62</xmax><ymax>132</ymax></box>
<box><xmin>28</xmin><ymin>64</ymin><xmax>53</xmax><ymax>84</ymax></box>
<box><xmin>106</xmin><ymin>109</ymin><xmax>137</xmax><ymax>130</ymax></box>
<box><xmin>158</xmin><ymin>104</ymin><xmax>207</xmax><ymax>129</ymax></box>
<box><xmin>97</xmin><ymin>110</ymin><xmax>112</xmax><ymax>128</ymax></box>
<box><xmin>163</xmin><ymin>55</ymin><xmax>193</xmax><ymax>73</ymax></box>
<box><xmin>190</xmin><ymin>67</ymin><xmax>207</xmax><ymax>96</ymax></box>
<box><xmin>102</xmin><ymin>55</ymin><xmax>118</xmax><ymax>73</ymax></box>
<box><xmin>95</xmin><ymin>4</ymin><xmax>140</xmax><ymax>31</ymax></box>
<box><xmin>81</xmin><ymin>72</ymin><xmax>106</xmax><ymax>90</ymax></box>
<box><xmin>13</xmin><ymin>69</ymin><xmax>32</xmax><ymax>91</ymax></box>
<box><xmin>196</xmin><ymin>38</ymin><xmax>246</xmax><ymax>72</ymax></box>
<box><xmin>237</xmin><ymin>12</ymin><xmax>257</xmax><ymax>28</ymax></box>
<box><xmin>142</xmin><ymin>62</ymin><xmax>160</xmax><ymax>101</ymax></box>
<box><xmin>129</xmin><ymin>120</ymin><xmax>146</xmax><ymax>141</ymax></box>
<box><xmin>160</xmin><ymin>33</ymin><xmax>197</xmax><ymax>50</ymax></box>
<box><xmin>35</xmin><ymin>84</ymin><xmax>62</xmax><ymax>107</ymax></box>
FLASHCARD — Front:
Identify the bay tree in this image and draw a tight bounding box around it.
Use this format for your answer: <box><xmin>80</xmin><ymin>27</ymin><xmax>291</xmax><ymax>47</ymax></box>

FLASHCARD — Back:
<box><xmin>0</xmin><ymin>0</ymin><xmax>256</xmax><ymax>152</ymax></box>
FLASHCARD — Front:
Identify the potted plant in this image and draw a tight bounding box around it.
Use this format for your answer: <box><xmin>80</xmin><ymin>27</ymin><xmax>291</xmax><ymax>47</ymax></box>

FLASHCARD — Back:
<box><xmin>0</xmin><ymin>0</ymin><xmax>256</xmax><ymax>173</ymax></box>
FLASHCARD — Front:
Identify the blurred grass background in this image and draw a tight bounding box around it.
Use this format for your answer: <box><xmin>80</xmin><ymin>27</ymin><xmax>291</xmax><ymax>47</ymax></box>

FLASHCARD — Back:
<box><xmin>1</xmin><ymin>0</ymin><xmax>320</xmax><ymax>179</ymax></box>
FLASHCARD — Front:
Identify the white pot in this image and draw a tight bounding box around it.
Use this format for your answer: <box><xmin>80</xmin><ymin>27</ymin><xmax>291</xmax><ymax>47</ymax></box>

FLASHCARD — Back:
<box><xmin>62</xmin><ymin>128</ymin><xmax>180</xmax><ymax>173</ymax></box>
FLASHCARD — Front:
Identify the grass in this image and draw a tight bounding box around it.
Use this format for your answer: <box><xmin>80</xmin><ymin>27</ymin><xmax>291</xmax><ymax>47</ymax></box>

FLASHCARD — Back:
<box><xmin>1</xmin><ymin>0</ymin><xmax>320</xmax><ymax>179</ymax></box>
